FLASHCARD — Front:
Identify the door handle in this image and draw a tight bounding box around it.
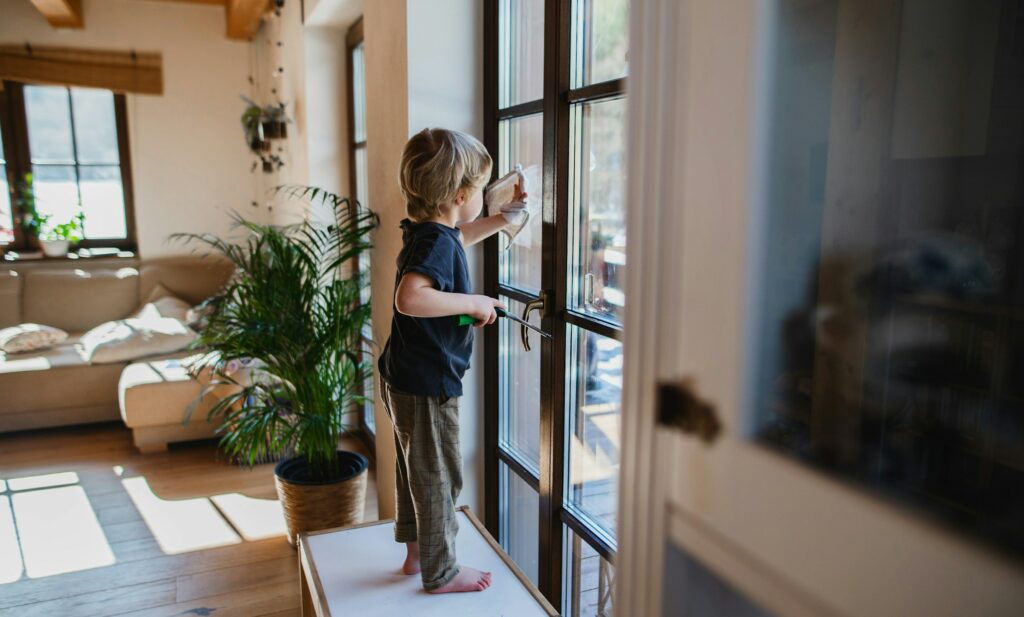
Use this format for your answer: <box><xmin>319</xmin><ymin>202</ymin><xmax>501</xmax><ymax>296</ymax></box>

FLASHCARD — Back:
<box><xmin>656</xmin><ymin>378</ymin><xmax>721</xmax><ymax>443</ymax></box>
<box><xmin>521</xmin><ymin>294</ymin><xmax>546</xmax><ymax>352</ymax></box>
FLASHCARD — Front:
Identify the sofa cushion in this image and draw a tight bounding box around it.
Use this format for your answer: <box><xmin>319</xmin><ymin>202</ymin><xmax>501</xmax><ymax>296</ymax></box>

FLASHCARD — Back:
<box><xmin>78</xmin><ymin>317</ymin><xmax>197</xmax><ymax>364</ymax></box>
<box><xmin>139</xmin><ymin>256</ymin><xmax>233</xmax><ymax>306</ymax></box>
<box><xmin>23</xmin><ymin>268</ymin><xmax>139</xmax><ymax>333</ymax></box>
<box><xmin>119</xmin><ymin>356</ymin><xmax>236</xmax><ymax>428</ymax></box>
<box><xmin>0</xmin><ymin>336</ymin><xmax>125</xmax><ymax>420</ymax></box>
<box><xmin>134</xmin><ymin>296</ymin><xmax>192</xmax><ymax>322</ymax></box>
<box><xmin>0</xmin><ymin>270</ymin><xmax>21</xmax><ymax>328</ymax></box>
<box><xmin>0</xmin><ymin>323</ymin><xmax>69</xmax><ymax>354</ymax></box>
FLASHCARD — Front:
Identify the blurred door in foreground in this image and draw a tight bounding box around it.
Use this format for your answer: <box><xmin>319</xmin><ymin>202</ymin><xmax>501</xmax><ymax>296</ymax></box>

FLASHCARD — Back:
<box><xmin>618</xmin><ymin>1</ymin><xmax>1024</xmax><ymax>616</ymax></box>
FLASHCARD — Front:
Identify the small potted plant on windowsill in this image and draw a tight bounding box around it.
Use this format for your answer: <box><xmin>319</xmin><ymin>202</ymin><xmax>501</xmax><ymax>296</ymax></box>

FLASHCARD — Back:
<box><xmin>39</xmin><ymin>213</ymin><xmax>85</xmax><ymax>258</ymax></box>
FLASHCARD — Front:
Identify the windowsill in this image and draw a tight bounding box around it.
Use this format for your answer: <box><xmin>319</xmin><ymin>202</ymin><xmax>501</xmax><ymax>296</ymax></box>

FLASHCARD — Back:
<box><xmin>2</xmin><ymin>247</ymin><xmax>136</xmax><ymax>263</ymax></box>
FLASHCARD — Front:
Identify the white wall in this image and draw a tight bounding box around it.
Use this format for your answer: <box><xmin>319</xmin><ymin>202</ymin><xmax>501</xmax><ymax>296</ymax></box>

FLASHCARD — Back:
<box><xmin>303</xmin><ymin>27</ymin><xmax>349</xmax><ymax>221</ymax></box>
<box><xmin>0</xmin><ymin>0</ymin><xmax>257</xmax><ymax>256</ymax></box>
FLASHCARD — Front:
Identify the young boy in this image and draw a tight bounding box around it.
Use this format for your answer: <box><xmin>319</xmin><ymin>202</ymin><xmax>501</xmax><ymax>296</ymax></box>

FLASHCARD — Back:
<box><xmin>379</xmin><ymin>128</ymin><xmax>527</xmax><ymax>594</ymax></box>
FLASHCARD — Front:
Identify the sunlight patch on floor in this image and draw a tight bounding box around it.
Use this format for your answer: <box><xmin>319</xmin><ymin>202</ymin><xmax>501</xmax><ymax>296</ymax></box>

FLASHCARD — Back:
<box><xmin>7</xmin><ymin>471</ymin><xmax>80</xmax><ymax>492</ymax></box>
<box><xmin>122</xmin><ymin>476</ymin><xmax>242</xmax><ymax>554</ymax></box>
<box><xmin>12</xmin><ymin>486</ymin><xmax>115</xmax><ymax>578</ymax></box>
<box><xmin>210</xmin><ymin>493</ymin><xmax>288</xmax><ymax>541</ymax></box>
<box><xmin>0</xmin><ymin>496</ymin><xmax>23</xmax><ymax>584</ymax></box>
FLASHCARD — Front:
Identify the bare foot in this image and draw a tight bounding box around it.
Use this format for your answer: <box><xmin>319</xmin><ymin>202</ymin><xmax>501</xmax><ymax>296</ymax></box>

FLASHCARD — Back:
<box><xmin>427</xmin><ymin>566</ymin><xmax>492</xmax><ymax>594</ymax></box>
<box><xmin>402</xmin><ymin>541</ymin><xmax>421</xmax><ymax>575</ymax></box>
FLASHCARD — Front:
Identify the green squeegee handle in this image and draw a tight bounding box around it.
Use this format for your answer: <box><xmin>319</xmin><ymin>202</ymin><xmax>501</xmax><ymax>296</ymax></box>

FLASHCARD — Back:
<box><xmin>456</xmin><ymin>314</ymin><xmax>478</xmax><ymax>326</ymax></box>
<box><xmin>456</xmin><ymin>307</ymin><xmax>511</xmax><ymax>326</ymax></box>
<box><xmin>457</xmin><ymin>308</ymin><xmax>552</xmax><ymax>340</ymax></box>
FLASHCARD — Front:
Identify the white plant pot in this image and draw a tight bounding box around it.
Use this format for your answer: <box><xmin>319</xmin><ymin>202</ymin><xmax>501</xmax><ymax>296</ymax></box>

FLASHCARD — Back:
<box><xmin>40</xmin><ymin>240</ymin><xmax>70</xmax><ymax>258</ymax></box>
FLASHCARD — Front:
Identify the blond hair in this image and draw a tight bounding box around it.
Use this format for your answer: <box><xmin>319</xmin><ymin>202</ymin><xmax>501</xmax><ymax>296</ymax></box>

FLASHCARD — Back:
<box><xmin>399</xmin><ymin>128</ymin><xmax>493</xmax><ymax>222</ymax></box>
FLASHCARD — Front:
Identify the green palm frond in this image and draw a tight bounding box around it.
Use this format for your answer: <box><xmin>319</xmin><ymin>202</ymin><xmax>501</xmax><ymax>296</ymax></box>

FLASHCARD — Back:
<box><xmin>171</xmin><ymin>186</ymin><xmax>377</xmax><ymax>480</ymax></box>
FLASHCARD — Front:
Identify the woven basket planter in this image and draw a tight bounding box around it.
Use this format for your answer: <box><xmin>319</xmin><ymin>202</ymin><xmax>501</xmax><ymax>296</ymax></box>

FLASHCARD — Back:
<box><xmin>274</xmin><ymin>450</ymin><xmax>369</xmax><ymax>545</ymax></box>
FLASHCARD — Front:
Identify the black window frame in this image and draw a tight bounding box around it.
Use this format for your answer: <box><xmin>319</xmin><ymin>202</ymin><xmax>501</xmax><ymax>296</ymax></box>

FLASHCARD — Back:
<box><xmin>0</xmin><ymin>80</ymin><xmax>137</xmax><ymax>253</ymax></box>
<box><xmin>483</xmin><ymin>0</ymin><xmax>627</xmax><ymax>611</ymax></box>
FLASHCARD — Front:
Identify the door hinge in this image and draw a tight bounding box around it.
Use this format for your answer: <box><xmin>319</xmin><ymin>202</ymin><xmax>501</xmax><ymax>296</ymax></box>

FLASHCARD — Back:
<box><xmin>656</xmin><ymin>378</ymin><xmax>721</xmax><ymax>443</ymax></box>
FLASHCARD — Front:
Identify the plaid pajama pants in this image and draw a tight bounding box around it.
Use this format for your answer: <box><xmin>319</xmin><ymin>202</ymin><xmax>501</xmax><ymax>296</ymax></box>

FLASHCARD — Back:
<box><xmin>381</xmin><ymin>381</ymin><xmax>463</xmax><ymax>590</ymax></box>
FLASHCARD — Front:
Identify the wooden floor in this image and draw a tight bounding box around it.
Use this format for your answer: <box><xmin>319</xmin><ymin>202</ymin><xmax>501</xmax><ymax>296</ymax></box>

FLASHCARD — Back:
<box><xmin>0</xmin><ymin>423</ymin><xmax>378</xmax><ymax>617</ymax></box>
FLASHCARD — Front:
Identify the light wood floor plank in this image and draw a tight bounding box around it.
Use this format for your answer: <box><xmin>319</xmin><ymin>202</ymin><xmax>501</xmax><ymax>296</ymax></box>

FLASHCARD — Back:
<box><xmin>0</xmin><ymin>423</ymin><xmax>377</xmax><ymax>616</ymax></box>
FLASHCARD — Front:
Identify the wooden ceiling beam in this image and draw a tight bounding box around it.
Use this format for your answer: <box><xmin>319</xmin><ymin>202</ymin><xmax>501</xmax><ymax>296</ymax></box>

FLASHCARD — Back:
<box><xmin>226</xmin><ymin>0</ymin><xmax>270</xmax><ymax>41</ymax></box>
<box><xmin>29</xmin><ymin>0</ymin><xmax>84</xmax><ymax>29</ymax></box>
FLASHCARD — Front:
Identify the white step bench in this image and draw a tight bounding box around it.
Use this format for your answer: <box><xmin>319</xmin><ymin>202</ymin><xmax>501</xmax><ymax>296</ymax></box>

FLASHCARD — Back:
<box><xmin>298</xmin><ymin>507</ymin><xmax>558</xmax><ymax>617</ymax></box>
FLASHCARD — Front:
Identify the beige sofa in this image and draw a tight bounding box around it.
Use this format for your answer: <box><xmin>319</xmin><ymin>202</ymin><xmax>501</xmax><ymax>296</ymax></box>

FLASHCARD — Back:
<box><xmin>0</xmin><ymin>256</ymin><xmax>233</xmax><ymax>440</ymax></box>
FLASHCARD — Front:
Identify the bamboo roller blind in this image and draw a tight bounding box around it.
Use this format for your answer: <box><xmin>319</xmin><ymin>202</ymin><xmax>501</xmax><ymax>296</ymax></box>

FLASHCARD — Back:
<box><xmin>0</xmin><ymin>44</ymin><xmax>163</xmax><ymax>95</ymax></box>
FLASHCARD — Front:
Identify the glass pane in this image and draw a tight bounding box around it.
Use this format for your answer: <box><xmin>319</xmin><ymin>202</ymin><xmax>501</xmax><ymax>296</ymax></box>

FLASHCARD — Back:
<box><xmin>751</xmin><ymin>0</ymin><xmax>1024</xmax><ymax>558</ymax></box>
<box><xmin>569</xmin><ymin>98</ymin><xmax>627</xmax><ymax>323</ymax></box>
<box><xmin>25</xmin><ymin>86</ymin><xmax>74</xmax><ymax>163</ymax></box>
<box><xmin>498</xmin><ymin>0</ymin><xmax>545</xmax><ymax>108</ymax></box>
<box><xmin>566</xmin><ymin>327</ymin><xmax>622</xmax><ymax>537</ymax></box>
<box><xmin>352</xmin><ymin>42</ymin><xmax>367</xmax><ymax>143</ymax></box>
<box><xmin>79</xmin><ymin>166</ymin><xmax>126</xmax><ymax>239</ymax></box>
<box><xmin>497</xmin><ymin>113</ymin><xmax>544</xmax><ymax>292</ymax></box>
<box><xmin>500</xmin><ymin>461</ymin><xmax>539</xmax><ymax>585</ymax></box>
<box><xmin>354</xmin><ymin>146</ymin><xmax>369</xmax><ymax>210</ymax></box>
<box><xmin>71</xmin><ymin>89</ymin><xmax>120</xmax><ymax>165</ymax></box>
<box><xmin>564</xmin><ymin>527</ymin><xmax>616</xmax><ymax>617</ymax></box>
<box><xmin>31</xmin><ymin>165</ymin><xmax>79</xmax><ymax>229</ymax></box>
<box><xmin>571</xmin><ymin>0</ymin><xmax>630</xmax><ymax>88</ymax></box>
<box><xmin>499</xmin><ymin>296</ymin><xmax>542</xmax><ymax>469</ymax></box>
<box><xmin>361</xmin><ymin>335</ymin><xmax>375</xmax><ymax>433</ymax></box>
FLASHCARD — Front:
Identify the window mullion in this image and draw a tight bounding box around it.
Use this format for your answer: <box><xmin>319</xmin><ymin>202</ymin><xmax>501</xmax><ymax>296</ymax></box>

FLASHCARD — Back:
<box><xmin>65</xmin><ymin>87</ymin><xmax>85</xmax><ymax>226</ymax></box>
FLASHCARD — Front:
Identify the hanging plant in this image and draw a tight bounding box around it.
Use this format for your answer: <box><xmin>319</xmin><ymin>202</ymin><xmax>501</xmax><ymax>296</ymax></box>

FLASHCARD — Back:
<box><xmin>260</xmin><ymin>102</ymin><xmax>289</xmax><ymax>140</ymax></box>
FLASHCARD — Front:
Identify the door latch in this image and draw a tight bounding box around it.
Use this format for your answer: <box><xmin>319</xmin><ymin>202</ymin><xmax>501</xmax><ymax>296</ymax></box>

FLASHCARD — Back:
<box><xmin>520</xmin><ymin>293</ymin><xmax>547</xmax><ymax>352</ymax></box>
<box><xmin>656</xmin><ymin>378</ymin><xmax>721</xmax><ymax>443</ymax></box>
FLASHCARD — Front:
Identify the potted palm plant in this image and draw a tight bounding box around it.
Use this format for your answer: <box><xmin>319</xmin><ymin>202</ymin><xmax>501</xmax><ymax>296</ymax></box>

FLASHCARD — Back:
<box><xmin>174</xmin><ymin>186</ymin><xmax>377</xmax><ymax>544</ymax></box>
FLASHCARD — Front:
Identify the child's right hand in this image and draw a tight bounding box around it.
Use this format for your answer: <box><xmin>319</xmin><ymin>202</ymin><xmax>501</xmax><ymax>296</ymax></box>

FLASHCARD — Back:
<box><xmin>466</xmin><ymin>295</ymin><xmax>506</xmax><ymax>327</ymax></box>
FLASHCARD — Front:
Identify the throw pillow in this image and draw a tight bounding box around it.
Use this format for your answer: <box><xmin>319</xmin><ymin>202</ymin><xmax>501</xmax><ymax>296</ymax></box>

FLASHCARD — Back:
<box><xmin>135</xmin><ymin>296</ymin><xmax>191</xmax><ymax>322</ymax></box>
<box><xmin>77</xmin><ymin>317</ymin><xmax>198</xmax><ymax>364</ymax></box>
<box><xmin>0</xmin><ymin>323</ymin><xmax>69</xmax><ymax>354</ymax></box>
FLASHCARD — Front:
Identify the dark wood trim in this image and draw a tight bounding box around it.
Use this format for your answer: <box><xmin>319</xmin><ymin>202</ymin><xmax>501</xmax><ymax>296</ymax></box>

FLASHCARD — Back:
<box><xmin>483</xmin><ymin>0</ymin><xmax>501</xmax><ymax>539</ymax></box>
<box><xmin>567</xmin><ymin>79</ymin><xmax>626</xmax><ymax>105</ymax></box>
<box><xmin>346</xmin><ymin>17</ymin><xmax>375</xmax><ymax>453</ymax></box>
<box><xmin>562</xmin><ymin>507</ymin><xmax>615</xmax><ymax>562</ymax></box>
<box><xmin>345</xmin><ymin>16</ymin><xmax>364</xmax><ymax>48</ymax></box>
<box><xmin>111</xmin><ymin>93</ymin><xmax>137</xmax><ymax>252</ymax></box>
<box><xmin>498</xmin><ymin>446</ymin><xmax>541</xmax><ymax>490</ymax></box>
<box><xmin>3</xmin><ymin>82</ymin><xmax>30</xmax><ymax>250</ymax></box>
<box><xmin>536</xmin><ymin>0</ymin><xmax>572</xmax><ymax>605</ymax></box>
<box><xmin>496</xmin><ymin>283</ymin><xmax>542</xmax><ymax>306</ymax></box>
<box><xmin>562</xmin><ymin>308</ymin><xmax>622</xmax><ymax>341</ymax></box>
<box><xmin>497</xmin><ymin>99</ymin><xmax>545</xmax><ymax>121</ymax></box>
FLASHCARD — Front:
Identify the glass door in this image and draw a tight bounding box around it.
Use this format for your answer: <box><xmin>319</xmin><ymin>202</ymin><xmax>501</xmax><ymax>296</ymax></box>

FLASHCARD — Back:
<box><xmin>484</xmin><ymin>1</ymin><xmax>628</xmax><ymax>614</ymax></box>
<box><xmin>618</xmin><ymin>1</ymin><xmax>1024</xmax><ymax>615</ymax></box>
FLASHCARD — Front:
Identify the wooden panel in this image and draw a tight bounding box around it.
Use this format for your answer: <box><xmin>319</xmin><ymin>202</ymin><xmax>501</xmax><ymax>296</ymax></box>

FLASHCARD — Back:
<box><xmin>28</xmin><ymin>0</ymin><xmax>83</xmax><ymax>29</ymax></box>
<box><xmin>226</xmin><ymin>0</ymin><xmax>270</xmax><ymax>40</ymax></box>
<box><xmin>0</xmin><ymin>45</ymin><xmax>163</xmax><ymax>95</ymax></box>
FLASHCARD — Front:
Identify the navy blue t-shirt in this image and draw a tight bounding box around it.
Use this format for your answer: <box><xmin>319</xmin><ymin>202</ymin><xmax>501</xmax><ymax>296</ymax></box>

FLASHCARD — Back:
<box><xmin>379</xmin><ymin>219</ymin><xmax>473</xmax><ymax>397</ymax></box>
